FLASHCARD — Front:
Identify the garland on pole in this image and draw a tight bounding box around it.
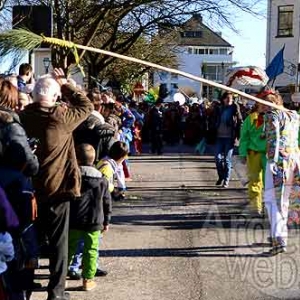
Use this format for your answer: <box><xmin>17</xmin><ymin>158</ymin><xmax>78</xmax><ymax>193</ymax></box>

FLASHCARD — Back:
<box><xmin>0</xmin><ymin>28</ymin><xmax>286</xmax><ymax>111</ymax></box>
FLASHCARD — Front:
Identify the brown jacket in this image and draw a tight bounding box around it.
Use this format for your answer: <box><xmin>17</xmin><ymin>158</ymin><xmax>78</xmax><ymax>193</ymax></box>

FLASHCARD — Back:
<box><xmin>20</xmin><ymin>84</ymin><xmax>93</xmax><ymax>201</ymax></box>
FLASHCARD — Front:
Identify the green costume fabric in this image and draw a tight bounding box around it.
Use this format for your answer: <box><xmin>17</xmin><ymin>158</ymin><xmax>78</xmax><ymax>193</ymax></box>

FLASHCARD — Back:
<box><xmin>239</xmin><ymin>112</ymin><xmax>267</xmax><ymax>213</ymax></box>
<box><xmin>239</xmin><ymin>112</ymin><xmax>266</xmax><ymax>157</ymax></box>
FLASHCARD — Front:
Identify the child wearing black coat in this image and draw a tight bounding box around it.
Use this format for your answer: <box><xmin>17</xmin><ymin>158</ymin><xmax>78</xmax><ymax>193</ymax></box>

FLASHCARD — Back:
<box><xmin>68</xmin><ymin>144</ymin><xmax>112</xmax><ymax>291</ymax></box>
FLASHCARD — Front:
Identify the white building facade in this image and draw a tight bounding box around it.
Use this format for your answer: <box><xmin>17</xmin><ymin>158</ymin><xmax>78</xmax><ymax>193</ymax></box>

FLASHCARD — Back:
<box><xmin>153</xmin><ymin>15</ymin><xmax>234</xmax><ymax>100</ymax></box>
<box><xmin>266</xmin><ymin>0</ymin><xmax>300</xmax><ymax>89</ymax></box>
<box><xmin>31</xmin><ymin>48</ymin><xmax>85</xmax><ymax>87</ymax></box>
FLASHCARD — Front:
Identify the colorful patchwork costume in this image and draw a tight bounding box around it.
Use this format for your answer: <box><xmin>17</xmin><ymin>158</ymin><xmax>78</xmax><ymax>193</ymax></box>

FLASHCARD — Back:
<box><xmin>264</xmin><ymin>109</ymin><xmax>300</xmax><ymax>252</ymax></box>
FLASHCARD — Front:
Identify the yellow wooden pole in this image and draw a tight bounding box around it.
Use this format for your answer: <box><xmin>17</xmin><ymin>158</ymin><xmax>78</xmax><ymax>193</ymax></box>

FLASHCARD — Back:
<box><xmin>73</xmin><ymin>43</ymin><xmax>285</xmax><ymax>111</ymax></box>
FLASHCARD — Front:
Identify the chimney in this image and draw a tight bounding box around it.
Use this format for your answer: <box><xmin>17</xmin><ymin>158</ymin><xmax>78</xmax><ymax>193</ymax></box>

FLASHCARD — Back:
<box><xmin>193</xmin><ymin>13</ymin><xmax>203</xmax><ymax>23</ymax></box>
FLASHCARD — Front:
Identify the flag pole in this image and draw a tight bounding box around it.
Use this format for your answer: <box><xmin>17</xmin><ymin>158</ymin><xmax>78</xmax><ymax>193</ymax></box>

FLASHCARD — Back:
<box><xmin>271</xmin><ymin>77</ymin><xmax>276</xmax><ymax>88</ymax></box>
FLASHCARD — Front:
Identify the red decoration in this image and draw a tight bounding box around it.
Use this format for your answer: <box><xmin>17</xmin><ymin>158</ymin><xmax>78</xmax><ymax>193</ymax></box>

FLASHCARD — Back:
<box><xmin>133</xmin><ymin>82</ymin><xmax>144</xmax><ymax>96</ymax></box>
<box><xmin>227</xmin><ymin>68</ymin><xmax>264</xmax><ymax>87</ymax></box>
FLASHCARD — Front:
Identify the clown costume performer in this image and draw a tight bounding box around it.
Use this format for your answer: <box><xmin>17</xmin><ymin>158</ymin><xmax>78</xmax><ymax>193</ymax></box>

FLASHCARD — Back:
<box><xmin>239</xmin><ymin>103</ymin><xmax>266</xmax><ymax>216</ymax></box>
<box><xmin>262</xmin><ymin>91</ymin><xmax>300</xmax><ymax>255</ymax></box>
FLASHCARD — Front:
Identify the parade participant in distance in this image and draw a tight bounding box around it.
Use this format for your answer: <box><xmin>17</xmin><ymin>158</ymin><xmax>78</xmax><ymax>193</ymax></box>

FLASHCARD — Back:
<box><xmin>148</xmin><ymin>98</ymin><xmax>164</xmax><ymax>155</ymax></box>
<box><xmin>212</xmin><ymin>92</ymin><xmax>243</xmax><ymax>188</ymax></box>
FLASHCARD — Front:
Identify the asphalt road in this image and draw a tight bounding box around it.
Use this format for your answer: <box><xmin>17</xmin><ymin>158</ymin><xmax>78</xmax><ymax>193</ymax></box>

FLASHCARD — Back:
<box><xmin>31</xmin><ymin>154</ymin><xmax>300</xmax><ymax>300</ymax></box>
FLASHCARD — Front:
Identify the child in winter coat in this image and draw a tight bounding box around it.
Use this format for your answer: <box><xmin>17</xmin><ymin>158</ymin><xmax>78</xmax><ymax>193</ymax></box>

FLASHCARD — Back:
<box><xmin>96</xmin><ymin>141</ymin><xmax>129</xmax><ymax>200</ymax></box>
<box><xmin>68</xmin><ymin>144</ymin><xmax>112</xmax><ymax>291</ymax></box>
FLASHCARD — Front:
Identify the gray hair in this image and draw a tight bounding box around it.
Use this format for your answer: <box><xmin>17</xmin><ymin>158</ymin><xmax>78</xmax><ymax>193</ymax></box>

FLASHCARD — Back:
<box><xmin>32</xmin><ymin>75</ymin><xmax>61</xmax><ymax>106</ymax></box>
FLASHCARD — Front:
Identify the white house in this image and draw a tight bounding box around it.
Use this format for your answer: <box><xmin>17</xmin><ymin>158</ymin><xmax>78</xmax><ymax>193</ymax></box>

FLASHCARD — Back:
<box><xmin>266</xmin><ymin>0</ymin><xmax>300</xmax><ymax>90</ymax></box>
<box><xmin>153</xmin><ymin>14</ymin><xmax>234</xmax><ymax>100</ymax></box>
<box><xmin>31</xmin><ymin>48</ymin><xmax>85</xmax><ymax>87</ymax></box>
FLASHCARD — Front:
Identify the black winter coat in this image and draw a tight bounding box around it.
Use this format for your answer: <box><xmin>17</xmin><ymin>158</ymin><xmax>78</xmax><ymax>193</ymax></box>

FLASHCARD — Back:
<box><xmin>74</xmin><ymin>114</ymin><xmax>116</xmax><ymax>161</ymax></box>
<box><xmin>207</xmin><ymin>102</ymin><xmax>243</xmax><ymax>143</ymax></box>
<box><xmin>0</xmin><ymin>107</ymin><xmax>39</xmax><ymax>177</ymax></box>
<box><xmin>148</xmin><ymin>106</ymin><xmax>163</xmax><ymax>132</ymax></box>
<box><xmin>70</xmin><ymin>166</ymin><xmax>112</xmax><ymax>231</ymax></box>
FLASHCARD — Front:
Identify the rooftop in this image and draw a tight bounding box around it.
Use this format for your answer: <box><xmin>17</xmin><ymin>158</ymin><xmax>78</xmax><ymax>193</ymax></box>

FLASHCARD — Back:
<box><xmin>177</xmin><ymin>14</ymin><xmax>233</xmax><ymax>47</ymax></box>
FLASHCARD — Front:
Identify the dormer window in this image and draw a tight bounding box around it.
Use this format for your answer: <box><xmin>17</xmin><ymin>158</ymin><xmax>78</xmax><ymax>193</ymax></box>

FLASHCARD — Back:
<box><xmin>181</xmin><ymin>31</ymin><xmax>203</xmax><ymax>38</ymax></box>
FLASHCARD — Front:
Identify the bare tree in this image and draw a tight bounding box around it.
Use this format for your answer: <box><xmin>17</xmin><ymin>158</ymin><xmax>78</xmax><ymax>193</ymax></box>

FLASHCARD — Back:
<box><xmin>75</xmin><ymin>0</ymin><xmax>264</xmax><ymax>86</ymax></box>
<box><xmin>98</xmin><ymin>32</ymin><xmax>179</xmax><ymax>90</ymax></box>
<box><xmin>1</xmin><ymin>0</ymin><xmax>264</xmax><ymax>80</ymax></box>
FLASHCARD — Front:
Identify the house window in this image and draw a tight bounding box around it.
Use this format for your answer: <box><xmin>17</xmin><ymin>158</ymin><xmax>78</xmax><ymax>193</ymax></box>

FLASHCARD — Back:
<box><xmin>193</xmin><ymin>31</ymin><xmax>202</xmax><ymax>38</ymax></box>
<box><xmin>209</xmin><ymin>48</ymin><xmax>218</xmax><ymax>55</ymax></box>
<box><xmin>189</xmin><ymin>47</ymin><xmax>231</xmax><ymax>55</ymax></box>
<box><xmin>181</xmin><ymin>31</ymin><xmax>203</xmax><ymax>38</ymax></box>
<box><xmin>219</xmin><ymin>48</ymin><xmax>228</xmax><ymax>55</ymax></box>
<box><xmin>205</xmin><ymin>65</ymin><xmax>217</xmax><ymax>80</ymax></box>
<box><xmin>204</xmin><ymin>65</ymin><xmax>224</xmax><ymax>82</ymax></box>
<box><xmin>193</xmin><ymin>48</ymin><xmax>206</xmax><ymax>55</ymax></box>
<box><xmin>277</xmin><ymin>5</ymin><xmax>294</xmax><ymax>37</ymax></box>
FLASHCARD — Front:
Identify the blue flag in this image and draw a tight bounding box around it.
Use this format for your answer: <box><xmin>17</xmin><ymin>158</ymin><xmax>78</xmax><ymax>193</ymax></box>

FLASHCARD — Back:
<box><xmin>266</xmin><ymin>45</ymin><xmax>285</xmax><ymax>80</ymax></box>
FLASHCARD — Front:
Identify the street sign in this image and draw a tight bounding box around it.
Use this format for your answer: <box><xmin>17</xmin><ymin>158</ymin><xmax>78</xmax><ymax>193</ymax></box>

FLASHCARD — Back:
<box><xmin>133</xmin><ymin>82</ymin><xmax>144</xmax><ymax>95</ymax></box>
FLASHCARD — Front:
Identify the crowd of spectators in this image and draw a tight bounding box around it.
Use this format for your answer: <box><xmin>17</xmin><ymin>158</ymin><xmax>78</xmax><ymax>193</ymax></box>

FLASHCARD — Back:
<box><xmin>0</xmin><ymin>64</ymin><xmax>132</xmax><ymax>300</ymax></box>
<box><xmin>0</xmin><ymin>62</ymin><xmax>289</xmax><ymax>299</ymax></box>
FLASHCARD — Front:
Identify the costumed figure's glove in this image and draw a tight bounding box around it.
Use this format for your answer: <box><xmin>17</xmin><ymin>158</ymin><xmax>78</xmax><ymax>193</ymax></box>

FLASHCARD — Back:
<box><xmin>269</xmin><ymin>161</ymin><xmax>278</xmax><ymax>175</ymax></box>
